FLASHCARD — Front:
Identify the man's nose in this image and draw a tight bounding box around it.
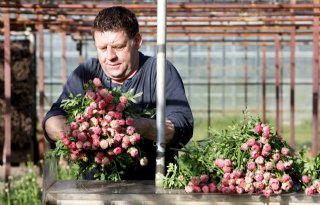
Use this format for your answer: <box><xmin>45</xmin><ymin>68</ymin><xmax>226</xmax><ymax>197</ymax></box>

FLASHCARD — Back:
<box><xmin>106</xmin><ymin>47</ymin><xmax>117</xmax><ymax>60</ymax></box>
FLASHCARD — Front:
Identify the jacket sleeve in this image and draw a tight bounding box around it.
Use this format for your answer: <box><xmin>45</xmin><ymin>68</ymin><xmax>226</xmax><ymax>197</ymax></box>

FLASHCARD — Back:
<box><xmin>164</xmin><ymin>61</ymin><xmax>194</xmax><ymax>148</ymax></box>
<box><xmin>42</xmin><ymin>64</ymin><xmax>88</xmax><ymax>145</ymax></box>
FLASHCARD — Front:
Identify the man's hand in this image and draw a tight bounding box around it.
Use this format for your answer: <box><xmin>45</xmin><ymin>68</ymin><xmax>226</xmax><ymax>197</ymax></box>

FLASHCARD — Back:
<box><xmin>133</xmin><ymin>118</ymin><xmax>175</xmax><ymax>142</ymax></box>
<box><xmin>45</xmin><ymin>115</ymin><xmax>68</xmax><ymax>141</ymax></box>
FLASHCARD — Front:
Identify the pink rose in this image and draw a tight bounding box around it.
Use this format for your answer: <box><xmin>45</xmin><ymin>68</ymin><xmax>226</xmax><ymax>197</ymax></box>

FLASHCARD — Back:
<box><xmin>223</xmin><ymin>173</ymin><xmax>231</xmax><ymax>180</ymax></box>
<box><xmin>281</xmin><ymin>181</ymin><xmax>293</xmax><ymax>191</ymax></box>
<box><xmin>265</xmin><ymin>162</ymin><xmax>274</xmax><ymax>170</ymax></box>
<box><xmin>70</xmin><ymin>153</ymin><xmax>77</xmax><ymax>161</ymax></box>
<box><xmin>101</xmin><ymin>157</ymin><xmax>111</xmax><ymax>165</ymax></box>
<box><xmin>235</xmin><ymin>186</ymin><xmax>244</xmax><ymax>194</ymax></box>
<box><xmin>190</xmin><ymin>176</ymin><xmax>200</xmax><ymax>186</ymax></box>
<box><xmin>272</xmin><ymin>153</ymin><xmax>281</xmax><ymax>161</ymax></box>
<box><xmin>276</xmin><ymin>161</ymin><xmax>284</xmax><ymax>171</ymax></box>
<box><xmin>247</xmin><ymin>138</ymin><xmax>256</xmax><ymax>146</ymax></box>
<box><xmin>271</xmin><ymin>183</ymin><xmax>280</xmax><ymax>191</ymax></box>
<box><xmin>224</xmin><ymin>159</ymin><xmax>232</xmax><ymax>167</ymax></box>
<box><xmin>214</xmin><ymin>158</ymin><xmax>225</xmax><ymax>168</ymax></box>
<box><xmin>113</xmin><ymin>112</ymin><xmax>123</xmax><ymax>120</ymax></box>
<box><xmin>255</xmin><ymin>124</ymin><xmax>263</xmax><ymax>133</ymax></box>
<box><xmin>223</xmin><ymin>166</ymin><xmax>232</xmax><ymax>173</ymax></box>
<box><xmin>93</xmin><ymin>78</ymin><xmax>102</xmax><ymax>87</ymax></box>
<box><xmin>255</xmin><ymin>174</ymin><xmax>264</xmax><ymax>182</ymax></box>
<box><xmin>126</xmin><ymin>126</ymin><xmax>135</xmax><ymax>135</ymax></box>
<box><xmin>98</xmin><ymin>100</ymin><xmax>106</xmax><ymax>109</ymax></box>
<box><xmin>247</xmin><ymin>161</ymin><xmax>256</xmax><ymax>171</ymax></box>
<box><xmin>255</xmin><ymin>156</ymin><xmax>264</xmax><ymax>165</ymax></box>
<box><xmin>86</xmin><ymin>89</ymin><xmax>96</xmax><ymax>100</ymax></box>
<box><xmin>251</xmin><ymin>151</ymin><xmax>259</xmax><ymax>159</ymax></box>
<box><xmin>302</xmin><ymin>175</ymin><xmax>310</xmax><ymax>184</ymax></box>
<box><xmin>118</xmin><ymin>119</ymin><xmax>126</xmax><ymax>126</ymax></box>
<box><xmin>284</xmin><ymin>161</ymin><xmax>292</xmax><ymax>170</ymax></box>
<box><xmin>104</xmin><ymin>94</ymin><xmax>113</xmax><ymax>104</ymax></box>
<box><xmin>263</xmin><ymin>143</ymin><xmax>271</xmax><ymax>152</ymax></box>
<box><xmin>83</xmin><ymin>141</ymin><xmax>91</xmax><ymax>150</ymax></box>
<box><xmin>262</xmin><ymin>125</ymin><xmax>270</xmax><ymax>133</ymax></box>
<box><xmin>281</xmin><ymin>147</ymin><xmax>290</xmax><ymax>156</ymax></box>
<box><xmin>140</xmin><ymin>157</ymin><xmax>148</xmax><ymax>166</ymax></box>
<box><xmin>113</xmin><ymin>147</ymin><xmax>122</xmax><ymax>155</ymax></box>
<box><xmin>77</xmin><ymin>132</ymin><xmax>87</xmax><ymax>142</ymax></box>
<box><xmin>70</xmin><ymin>122</ymin><xmax>79</xmax><ymax>130</ymax></box>
<box><xmin>305</xmin><ymin>187</ymin><xmax>314</xmax><ymax>196</ymax></box>
<box><xmin>76</xmin><ymin>141</ymin><xmax>83</xmax><ymax>149</ymax></box>
<box><xmin>120</xmin><ymin>96</ymin><xmax>128</xmax><ymax>104</ymax></box>
<box><xmin>62</xmin><ymin>138</ymin><xmax>70</xmax><ymax>146</ymax></box>
<box><xmin>128</xmin><ymin>147</ymin><xmax>139</xmax><ymax>158</ymax></box>
<box><xmin>201</xmin><ymin>185</ymin><xmax>209</xmax><ymax>193</ymax></box>
<box><xmin>208</xmin><ymin>183</ymin><xmax>216</xmax><ymax>192</ymax></box>
<box><xmin>262</xmin><ymin>130</ymin><xmax>270</xmax><ymax>138</ymax></box>
<box><xmin>261</xmin><ymin>150</ymin><xmax>269</xmax><ymax>157</ymax></box>
<box><xmin>125</xmin><ymin>117</ymin><xmax>134</xmax><ymax>126</ymax></box>
<box><xmin>116</xmin><ymin>103</ymin><xmax>125</xmax><ymax>112</ymax></box>
<box><xmin>263</xmin><ymin>172</ymin><xmax>271</xmax><ymax>181</ymax></box>
<box><xmin>281</xmin><ymin>174</ymin><xmax>291</xmax><ymax>182</ymax></box>
<box><xmin>241</xmin><ymin>143</ymin><xmax>248</xmax><ymax>151</ymax></box>
<box><xmin>185</xmin><ymin>185</ymin><xmax>193</xmax><ymax>193</ymax></box>
<box><xmin>200</xmin><ymin>175</ymin><xmax>209</xmax><ymax>183</ymax></box>
<box><xmin>99</xmin><ymin>88</ymin><xmax>109</xmax><ymax>98</ymax></box>
<box><xmin>262</xmin><ymin>189</ymin><xmax>272</xmax><ymax>197</ymax></box>
<box><xmin>251</xmin><ymin>144</ymin><xmax>260</xmax><ymax>152</ymax></box>
<box><xmin>100</xmin><ymin>139</ymin><xmax>109</xmax><ymax>149</ymax></box>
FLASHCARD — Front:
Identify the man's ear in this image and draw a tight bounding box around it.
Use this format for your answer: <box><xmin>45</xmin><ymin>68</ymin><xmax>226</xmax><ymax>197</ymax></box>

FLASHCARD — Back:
<box><xmin>134</xmin><ymin>33</ymin><xmax>142</xmax><ymax>49</ymax></box>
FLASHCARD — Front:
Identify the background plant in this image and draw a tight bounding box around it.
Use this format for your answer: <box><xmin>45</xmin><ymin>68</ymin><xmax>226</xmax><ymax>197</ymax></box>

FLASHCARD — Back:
<box><xmin>0</xmin><ymin>162</ymin><xmax>42</xmax><ymax>205</ymax></box>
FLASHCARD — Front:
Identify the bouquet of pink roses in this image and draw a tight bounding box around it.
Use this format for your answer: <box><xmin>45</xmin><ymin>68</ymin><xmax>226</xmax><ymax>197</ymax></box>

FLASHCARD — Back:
<box><xmin>163</xmin><ymin>111</ymin><xmax>320</xmax><ymax>197</ymax></box>
<box><xmin>47</xmin><ymin>78</ymin><xmax>148</xmax><ymax>181</ymax></box>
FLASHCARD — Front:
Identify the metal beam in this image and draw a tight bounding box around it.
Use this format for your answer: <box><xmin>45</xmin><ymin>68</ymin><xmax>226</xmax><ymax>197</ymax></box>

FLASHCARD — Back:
<box><xmin>3</xmin><ymin>0</ymin><xmax>12</xmax><ymax>182</ymax></box>
<box><xmin>156</xmin><ymin>0</ymin><xmax>166</xmax><ymax>188</ymax></box>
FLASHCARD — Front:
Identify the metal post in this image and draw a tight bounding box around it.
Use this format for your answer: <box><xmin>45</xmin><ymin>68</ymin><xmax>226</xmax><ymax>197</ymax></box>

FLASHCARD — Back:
<box><xmin>279</xmin><ymin>37</ymin><xmax>283</xmax><ymax>138</ymax></box>
<box><xmin>61</xmin><ymin>32</ymin><xmax>67</xmax><ymax>85</ymax></box>
<box><xmin>78</xmin><ymin>35</ymin><xmax>83</xmax><ymax>64</ymax></box>
<box><xmin>207</xmin><ymin>45</ymin><xmax>212</xmax><ymax>131</ymax></box>
<box><xmin>37</xmin><ymin>9</ymin><xmax>45</xmax><ymax>160</ymax></box>
<box><xmin>187</xmin><ymin>40</ymin><xmax>191</xmax><ymax>102</ymax></box>
<box><xmin>275</xmin><ymin>35</ymin><xmax>280</xmax><ymax>136</ymax></box>
<box><xmin>262</xmin><ymin>43</ymin><xmax>267</xmax><ymax>124</ymax></box>
<box><xmin>222</xmin><ymin>38</ymin><xmax>226</xmax><ymax>116</ymax></box>
<box><xmin>244</xmin><ymin>41</ymin><xmax>248</xmax><ymax>108</ymax></box>
<box><xmin>170</xmin><ymin>46</ymin><xmax>174</xmax><ymax>64</ymax></box>
<box><xmin>290</xmin><ymin>24</ymin><xmax>296</xmax><ymax>149</ymax></box>
<box><xmin>256</xmin><ymin>37</ymin><xmax>261</xmax><ymax>113</ymax></box>
<box><xmin>50</xmin><ymin>32</ymin><xmax>53</xmax><ymax>104</ymax></box>
<box><xmin>290</xmin><ymin>0</ymin><xmax>296</xmax><ymax>149</ymax></box>
<box><xmin>156</xmin><ymin>0</ymin><xmax>166</xmax><ymax>188</ymax></box>
<box><xmin>312</xmin><ymin>14</ymin><xmax>319</xmax><ymax>156</ymax></box>
<box><xmin>3</xmin><ymin>1</ymin><xmax>12</xmax><ymax>182</ymax></box>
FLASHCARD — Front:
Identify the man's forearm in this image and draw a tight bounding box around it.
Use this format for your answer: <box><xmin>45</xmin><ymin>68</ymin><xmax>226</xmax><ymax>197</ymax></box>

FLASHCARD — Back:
<box><xmin>133</xmin><ymin>118</ymin><xmax>175</xmax><ymax>142</ymax></box>
<box><xmin>45</xmin><ymin>115</ymin><xmax>175</xmax><ymax>143</ymax></box>
<box><xmin>44</xmin><ymin>115</ymin><xmax>68</xmax><ymax>142</ymax></box>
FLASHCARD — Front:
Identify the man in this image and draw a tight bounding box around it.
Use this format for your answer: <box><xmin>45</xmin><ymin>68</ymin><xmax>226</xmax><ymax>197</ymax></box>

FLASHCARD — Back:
<box><xmin>42</xmin><ymin>6</ymin><xmax>193</xmax><ymax>180</ymax></box>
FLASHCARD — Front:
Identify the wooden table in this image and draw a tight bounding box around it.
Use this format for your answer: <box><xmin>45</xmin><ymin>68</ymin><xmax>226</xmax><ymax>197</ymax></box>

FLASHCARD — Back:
<box><xmin>43</xmin><ymin>160</ymin><xmax>320</xmax><ymax>205</ymax></box>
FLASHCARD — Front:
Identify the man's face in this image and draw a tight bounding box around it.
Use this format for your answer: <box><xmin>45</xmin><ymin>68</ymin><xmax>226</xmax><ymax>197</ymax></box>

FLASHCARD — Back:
<box><xmin>94</xmin><ymin>30</ymin><xmax>141</xmax><ymax>83</ymax></box>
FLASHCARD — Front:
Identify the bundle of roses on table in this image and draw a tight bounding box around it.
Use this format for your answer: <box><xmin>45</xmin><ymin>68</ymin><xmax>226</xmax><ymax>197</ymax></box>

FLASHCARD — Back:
<box><xmin>46</xmin><ymin>78</ymin><xmax>149</xmax><ymax>181</ymax></box>
<box><xmin>163</xmin><ymin>111</ymin><xmax>320</xmax><ymax>197</ymax></box>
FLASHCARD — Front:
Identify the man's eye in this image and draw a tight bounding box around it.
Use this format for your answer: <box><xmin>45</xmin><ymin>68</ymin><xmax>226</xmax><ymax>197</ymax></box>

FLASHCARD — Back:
<box><xmin>114</xmin><ymin>46</ymin><xmax>125</xmax><ymax>51</ymax></box>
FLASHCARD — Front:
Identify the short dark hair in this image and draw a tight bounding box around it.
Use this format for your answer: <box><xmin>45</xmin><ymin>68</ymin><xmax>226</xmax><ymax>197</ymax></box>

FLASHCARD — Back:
<box><xmin>92</xmin><ymin>6</ymin><xmax>139</xmax><ymax>39</ymax></box>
